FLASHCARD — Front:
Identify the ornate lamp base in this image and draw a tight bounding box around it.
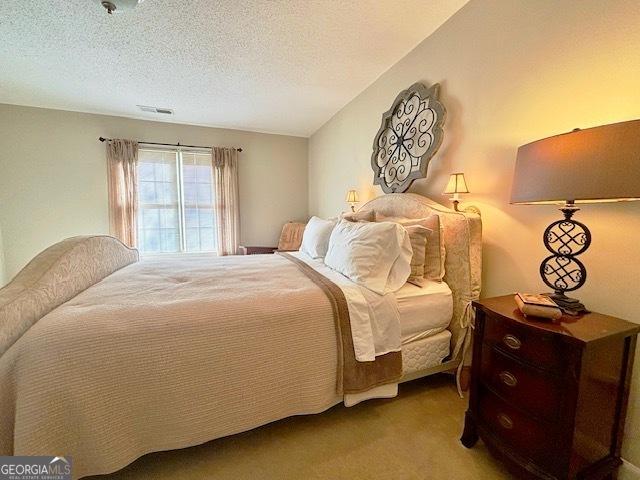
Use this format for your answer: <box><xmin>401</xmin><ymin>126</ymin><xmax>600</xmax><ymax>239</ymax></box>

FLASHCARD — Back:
<box><xmin>540</xmin><ymin>203</ymin><xmax>591</xmax><ymax>315</ymax></box>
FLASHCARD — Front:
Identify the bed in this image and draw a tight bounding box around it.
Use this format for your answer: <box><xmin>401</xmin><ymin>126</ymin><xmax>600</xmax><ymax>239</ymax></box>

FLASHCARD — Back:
<box><xmin>0</xmin><ymin>193</ymin><xmax>481</xmax><ymax>479</ymax></box>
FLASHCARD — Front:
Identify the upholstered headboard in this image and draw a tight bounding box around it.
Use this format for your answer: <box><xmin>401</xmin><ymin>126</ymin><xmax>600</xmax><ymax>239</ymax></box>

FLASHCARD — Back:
<box><xmin>358</xmin><ymin>193</ymin><xmax>482</xmax><ymax>364</ymax></box>
<box><xmin>0</xmin><ymin>236</ymin><xmax>138</xmax><ymax>356</ymax></box>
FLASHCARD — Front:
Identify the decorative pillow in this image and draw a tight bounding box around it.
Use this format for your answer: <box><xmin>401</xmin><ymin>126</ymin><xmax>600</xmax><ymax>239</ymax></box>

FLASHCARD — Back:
<box><xmin>341</xmin><ymin>210</ymin><xmax>375</xmax><ymax>222</ymax></box>
<box><xmin>402</xmin><ymin>224</ymin><xmax>431</xmax><ymax>287</ymax></box>
<box><xmin>376</xmin><ymin>213</ymin><xmax>445</xmax><ymax>282</ymax></box>
<box><xmin>324</xmin><ymin>220</ymin><xmax>412</xmax><ymax>294</ymax></box>
<box><xmin>300</xmin><ymin>216</ymin><xmax>337</xmax><ymax>258</ymax></box>
<box><xmin>277</xmin><ymin>222</ymin><xmax>307</xmax><ymax>251</ymax></box>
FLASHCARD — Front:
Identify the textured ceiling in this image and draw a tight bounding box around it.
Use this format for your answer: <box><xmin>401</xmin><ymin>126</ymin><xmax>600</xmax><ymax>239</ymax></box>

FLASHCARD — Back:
<box><xmin>0</xmin><ymin>0</ymin><xmax>467</xmax><ymax>136</ymax></box>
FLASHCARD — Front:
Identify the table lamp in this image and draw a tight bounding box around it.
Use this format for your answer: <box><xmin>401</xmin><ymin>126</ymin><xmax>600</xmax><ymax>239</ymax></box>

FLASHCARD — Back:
<box><xmin>346</xmin><ymin>189</ymin><xmax>359</xmax><ymax>213</ymax></box>
<box><xmin>510</xmin><ymin>119</ymin><xmax>640</xmax><ymax>313</ymax></box>
<box><xmin>444</xmin><ymin>173</ymin><xmax>469</xmax><ymax>211</ymax></box>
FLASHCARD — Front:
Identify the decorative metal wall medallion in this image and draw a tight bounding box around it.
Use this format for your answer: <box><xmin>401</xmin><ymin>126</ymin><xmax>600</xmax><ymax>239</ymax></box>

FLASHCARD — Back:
<box><xmin>371</xmin><ymin>83</ymin><xmax>446</xmax><ymax>193</ymax></box>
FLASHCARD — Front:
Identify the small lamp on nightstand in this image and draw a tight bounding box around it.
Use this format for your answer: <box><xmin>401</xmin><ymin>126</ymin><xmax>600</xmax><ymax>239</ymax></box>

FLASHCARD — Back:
<box><xmin>346</xmin><ymin>189</ymin><xmax>359</xmax><ymax>213</ymax></box>
<box><xmin>444</xmin><ymin>173</ymin><xmax>469</xmax><ymax>211</ymax></box>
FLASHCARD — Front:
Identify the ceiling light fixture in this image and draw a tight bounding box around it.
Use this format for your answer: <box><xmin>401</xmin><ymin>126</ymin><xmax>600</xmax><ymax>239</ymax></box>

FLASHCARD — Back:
<box><xmin>96</xmin><ymin>0</ymin><xmax>145</xmax><ymax>15</ymax></box>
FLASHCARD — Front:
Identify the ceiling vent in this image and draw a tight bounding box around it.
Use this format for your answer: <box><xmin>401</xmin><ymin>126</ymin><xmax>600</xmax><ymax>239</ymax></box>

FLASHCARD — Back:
<box><xmin>137</xmin><ymin>105</ymin><xmax>174</xmax><ymax>115</ymax></box>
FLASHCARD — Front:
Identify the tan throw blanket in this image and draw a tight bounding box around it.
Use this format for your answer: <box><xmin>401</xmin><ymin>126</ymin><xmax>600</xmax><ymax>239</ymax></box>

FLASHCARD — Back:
<box><xmin>279</xmin><ymin>252</ymin><xmax>401</xmax><ymax>394</ymax></box>
<box><xmin>0</xmin><ymin>253</ymin><xmax>399</xmax><ymax>479</ymax></box>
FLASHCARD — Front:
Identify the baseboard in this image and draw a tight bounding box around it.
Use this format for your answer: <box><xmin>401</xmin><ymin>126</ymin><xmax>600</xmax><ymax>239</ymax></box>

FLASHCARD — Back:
<box><xmin>620</xmin><ymin>459</ymin><xmax>640</xmax><ymax>480</ymax></box>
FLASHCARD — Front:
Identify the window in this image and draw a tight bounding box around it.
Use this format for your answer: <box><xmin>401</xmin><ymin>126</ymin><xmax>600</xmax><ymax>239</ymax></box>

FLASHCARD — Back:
<box><xmin>137</xmin><ymin>148</ymin><xmax>216</xmax><ymax>254</ymax></box>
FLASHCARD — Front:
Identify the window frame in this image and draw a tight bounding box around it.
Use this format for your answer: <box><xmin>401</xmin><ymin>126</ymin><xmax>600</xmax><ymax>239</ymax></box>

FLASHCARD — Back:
<box><xmin>137</xmin><ymin>146</ymin><xmax>216</xmax><ymax>255</ymax></box>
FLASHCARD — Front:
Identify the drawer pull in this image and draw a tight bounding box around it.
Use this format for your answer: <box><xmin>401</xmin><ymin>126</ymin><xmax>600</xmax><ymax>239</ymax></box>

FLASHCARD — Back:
<box><xmin>502</xmin><ymin>334</ymin><xmax>522</xmax><ymax>350</ymax></box>
<box><xmin>497</xmin><ymin>413</ymin><xmax>514</xmax><ymax>430</ymax></box>
<box><xmin>499</xmin><ymin>371</ymin><xmax>518</xmax><ymax>387</ymax></box>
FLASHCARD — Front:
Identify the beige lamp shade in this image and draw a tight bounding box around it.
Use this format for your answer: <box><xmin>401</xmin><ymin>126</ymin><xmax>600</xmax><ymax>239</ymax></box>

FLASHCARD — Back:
<box><xmin>345</xmin><ymin>189</ymin><xmax>359</xmax><ymax>203</ymax></box>
<box><xmin>511</xmin><ymin>119</ymin><xmax>640</xmax><ymax>205</ymax></box>
<box><xmin>444</xmin><ymin>173</ymin><xmax>469</xmax><ymax>194</ymax></box>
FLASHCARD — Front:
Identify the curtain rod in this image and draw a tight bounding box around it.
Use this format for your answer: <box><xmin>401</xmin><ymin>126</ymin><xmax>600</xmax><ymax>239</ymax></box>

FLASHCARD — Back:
<box><xmin>98</xmin><ymin>137</ymin><xmax>242</xmax><ymax>152</ymax></box>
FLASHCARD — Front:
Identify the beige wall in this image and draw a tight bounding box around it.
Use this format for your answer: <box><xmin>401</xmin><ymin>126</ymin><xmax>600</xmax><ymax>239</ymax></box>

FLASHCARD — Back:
<box><xmin>309</xmin><ymin>0</ymin><xmax>640</xmax><ymax>472</ymax></box>
<box><xmin>0</xmin><ymin>222</ymin><xmax>5</xmax><ymax>286</ymax></box>
<box><xmin>0</xmin><ymin>104</ymin><xmax>308</xmax><ymax>281</ymax></box>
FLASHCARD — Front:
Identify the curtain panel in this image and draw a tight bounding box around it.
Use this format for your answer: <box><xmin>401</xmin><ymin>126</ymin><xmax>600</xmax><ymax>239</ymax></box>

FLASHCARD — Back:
<box><xmin>212</xmin><ymin>147</ymin><xmax>240</xmax><ymax>255</ymax></box>
<box><xmin>106</xmin><ymin>139</ymin><xmax>139</xmax><ymax>247</ymax></box>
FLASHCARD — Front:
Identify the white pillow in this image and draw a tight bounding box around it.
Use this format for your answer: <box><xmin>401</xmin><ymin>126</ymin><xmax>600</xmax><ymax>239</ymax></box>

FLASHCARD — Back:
<box><xmin>300</xmin><ymin>216</ymin><xmax>337</xmax><ymax>259</ymax></box>
<box><xmin>376</xmin><ymin>213</ymin><xmax>445</xmax><ymax>282</ymax></box>
<box><xmin>324</xmin><ymin>220</ymin><xmax>412</xmax><ymax>294</ymax></box>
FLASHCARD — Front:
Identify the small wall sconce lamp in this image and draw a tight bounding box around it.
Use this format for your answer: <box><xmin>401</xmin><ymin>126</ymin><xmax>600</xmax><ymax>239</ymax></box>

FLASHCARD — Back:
<box><xmin>346</xmin><ymin>189</ymin><xmax>359</xmax><ymax>212</ymax></box>
<box><xmin>444</xmin><ymin>173</ymin><xmax>469</xmax><ymax>211</ymax></box>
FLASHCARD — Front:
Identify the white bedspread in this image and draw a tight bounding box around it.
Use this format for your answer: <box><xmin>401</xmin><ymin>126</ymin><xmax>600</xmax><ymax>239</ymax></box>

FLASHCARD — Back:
<box><xmin>0</xmin><ymin>252</ymin><xmax>403</xmax><ymax>479</ymax></box>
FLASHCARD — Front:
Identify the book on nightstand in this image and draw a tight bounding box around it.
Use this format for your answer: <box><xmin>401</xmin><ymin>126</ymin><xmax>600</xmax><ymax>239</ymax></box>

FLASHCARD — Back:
<box><xmin>514</xmin><ymin>293</ymin><xmax>563</xmax><ymax>320</ymax></box>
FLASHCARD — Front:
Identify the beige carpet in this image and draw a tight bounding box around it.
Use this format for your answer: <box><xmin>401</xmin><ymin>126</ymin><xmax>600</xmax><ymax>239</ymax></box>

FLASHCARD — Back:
<box><xmin>90</xmin><ymin>374</ymin><xmax>512</xmax><ymax>479</ymax></box>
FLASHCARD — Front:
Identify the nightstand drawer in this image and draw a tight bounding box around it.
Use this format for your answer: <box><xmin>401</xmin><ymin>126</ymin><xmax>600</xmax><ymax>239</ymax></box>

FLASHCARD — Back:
<box><xmin>478</xmin><ymin>387</ymin><xmax>556</xmax><ymax>467</ymax></box>
<box><xmin>480</xmin><ymin>346</ymin><xmax>563</xmax><ymax>421</ymax></box>
<box><xmin>483</xmin><ymin>314</ymin><xmax>564</xmax><ymax>372</ymax></box>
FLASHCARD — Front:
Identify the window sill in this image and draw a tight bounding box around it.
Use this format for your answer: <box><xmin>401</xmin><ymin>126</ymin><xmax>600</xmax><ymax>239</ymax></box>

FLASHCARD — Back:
<box><xmin>139</xmin><ymin>251</ymin><xmax>218</xmax><ymax>258</ymax></box>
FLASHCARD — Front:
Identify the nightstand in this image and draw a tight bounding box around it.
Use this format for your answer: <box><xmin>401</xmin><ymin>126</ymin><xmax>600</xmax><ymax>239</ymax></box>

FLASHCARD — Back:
<box><xmin>238</xmin><ymin>246</ymin><xmax>278</xmax><ymax>255</ymax></box>
<box><xmin>461</xmin><ymin>295</ymin><xmax>639</xmax><ymax>480</ymax></box>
